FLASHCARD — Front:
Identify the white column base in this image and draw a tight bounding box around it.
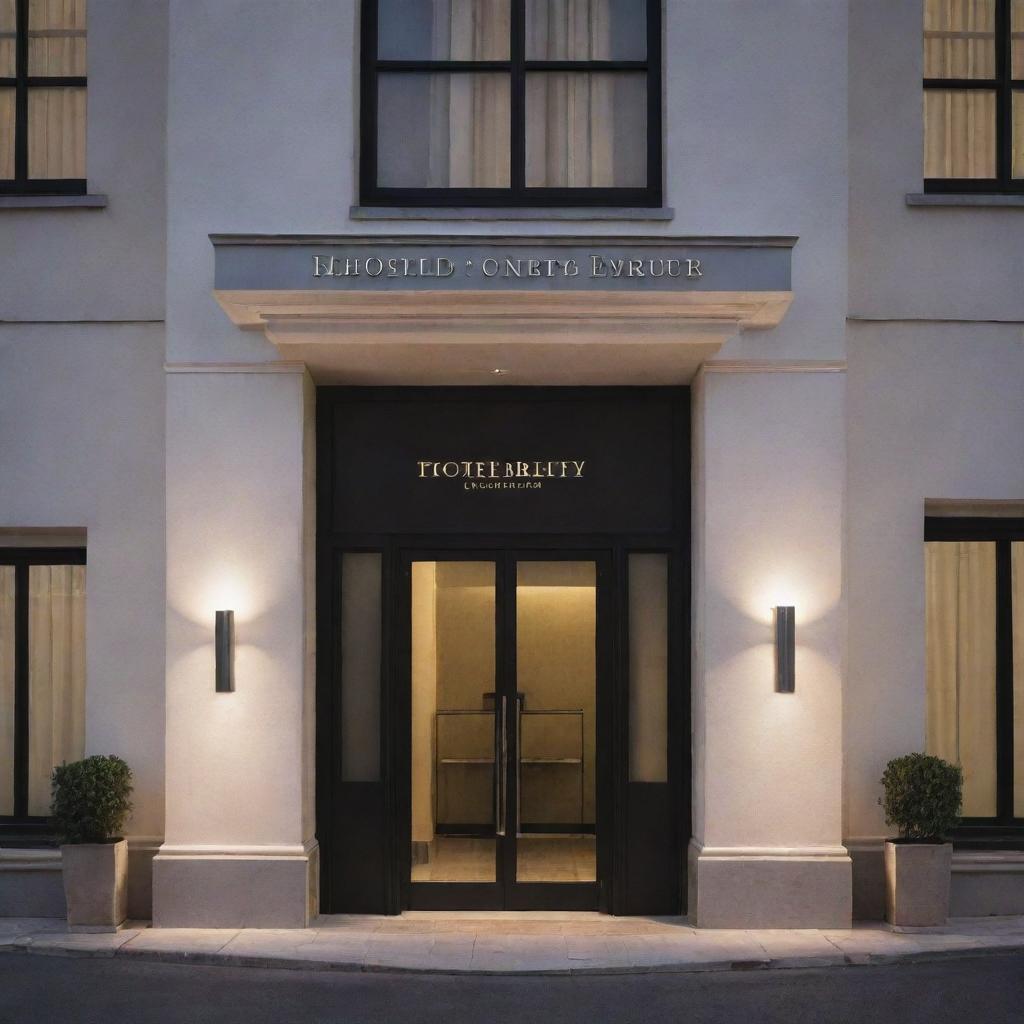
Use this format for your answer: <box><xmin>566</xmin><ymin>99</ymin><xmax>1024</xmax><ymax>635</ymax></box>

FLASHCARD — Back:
<box><xmin>153</xmin><ymin>841</ymin><xmax>318</xmax><ymax>928</ymax></box>
<box><xmin>688</xmin><ymin>840</ymin><xmax>852</xmax><ymax>929</ymax></box>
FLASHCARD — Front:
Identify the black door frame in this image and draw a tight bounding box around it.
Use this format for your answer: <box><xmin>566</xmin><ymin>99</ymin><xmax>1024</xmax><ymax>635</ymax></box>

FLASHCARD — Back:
<box><xmin>395</xmin><ymin>546</ymin><xmax>612</xmax><ymax>912</ymax></box>
<box><xmin>316</xmin><ymin>386</ymin><xmax>691</xmax><ymax>916</ymax></box>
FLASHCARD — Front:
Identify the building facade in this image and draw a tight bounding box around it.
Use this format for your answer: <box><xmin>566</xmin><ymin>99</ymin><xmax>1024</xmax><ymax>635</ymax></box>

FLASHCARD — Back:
<box><xmin>1</xmin><ymin>0</ymin><xmax>1022</xmax><ymax>928</ymax></box>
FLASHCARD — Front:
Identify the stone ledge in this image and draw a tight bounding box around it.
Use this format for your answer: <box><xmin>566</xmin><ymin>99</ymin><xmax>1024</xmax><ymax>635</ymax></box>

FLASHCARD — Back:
<box><xmin>349</xmin><ymin>206</ymin><xmax>675</xmax><ymax>222</ymax></box>
<box><xmin>0</xmin><ymin>194</ymin><xmax>108</xmax><ymax>210</ymax></box>
<box><xmin>906</xmin><ymin>193</ymin><xmax>1024</xmax><ymax>208</ymax></box>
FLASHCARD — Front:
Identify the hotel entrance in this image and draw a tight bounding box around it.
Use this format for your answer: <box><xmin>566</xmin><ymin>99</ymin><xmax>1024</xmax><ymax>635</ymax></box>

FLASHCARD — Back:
<box><xmin>316</xmin><ymin>388</ymin><xmax>688</xmax><ymax>915</ymax></box>
<box><xmin>403</xmin><ymin>552</ymin><xmax>607</xmax><ymax>910</ymax></box>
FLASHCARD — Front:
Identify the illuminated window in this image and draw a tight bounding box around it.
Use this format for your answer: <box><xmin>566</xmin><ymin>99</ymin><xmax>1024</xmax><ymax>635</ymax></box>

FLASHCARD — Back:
<box><xmin>0</xmin><ymin>0</ymin><xmax>88</xmax><ymax>194</ymax></box>
<box><xmin>360</xmin><ymin>0</ymin><xmax>661</xmax><ymax>207</ymax></box>
<box><xmin>923</xmin><ymin>0</ymin><xmax>1024</xmax><ymax>192</ymax></box>
<box><xmin>925</xmin><ymin>519</ymin><xmax>1024</xmax><ymax>834</ymax></box>
<box><xmin>1</xmin><ymin>548</ymin><xmax>86</xmax><ymax>830</ymax></box>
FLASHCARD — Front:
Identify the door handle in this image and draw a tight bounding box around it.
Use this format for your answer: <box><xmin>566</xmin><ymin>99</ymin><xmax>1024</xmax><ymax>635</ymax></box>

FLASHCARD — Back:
<box><xmin>514</xmin><ymin>694</ymin><xmax>522</xmax><ymax>837</ymax></box>
<box><xmin>495</xmin><ymin>696</ymin><xmax>507</xmax><ymax>837</ymax></box>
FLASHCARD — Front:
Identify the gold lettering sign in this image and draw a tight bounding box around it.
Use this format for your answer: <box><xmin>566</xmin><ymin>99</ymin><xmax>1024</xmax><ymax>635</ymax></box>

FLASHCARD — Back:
<box><xmin>417</xmin><ymin>460</ymin><xmax>586</xmax><ymax>491</ymax></box>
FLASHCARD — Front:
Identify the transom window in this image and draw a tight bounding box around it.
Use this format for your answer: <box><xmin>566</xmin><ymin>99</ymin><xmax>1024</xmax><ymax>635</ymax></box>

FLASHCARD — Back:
<box><xmin>0</xmin><ymin>0</ymin><xmax>87</xmax><ymax>195</ymax></box>
<box><xmin>925</xmin><ymin>519</ymin><xmax>1023</xmax><ymax>840</ymax></box>
<box><xmin>360</xmin><ymin>0</ymin><xmax>661</xmax><ymax>207</ymax></box>
<box><xmin>923</xmin><ymin>0</ymin><xmax>1024</xmax><ymax>193</ymax></box>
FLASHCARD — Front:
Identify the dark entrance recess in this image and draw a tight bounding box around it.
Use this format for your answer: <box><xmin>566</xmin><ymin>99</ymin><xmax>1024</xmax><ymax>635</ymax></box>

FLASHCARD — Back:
<box><xmin>316</xmin><ymin>387</ymin><xmax>689</xmax><ymax>914</ymax></box>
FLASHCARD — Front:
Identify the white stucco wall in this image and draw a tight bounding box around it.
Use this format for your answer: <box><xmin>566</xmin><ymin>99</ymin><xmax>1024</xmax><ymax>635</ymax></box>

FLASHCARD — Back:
<box><xmin>165</xmin><ymin>0</ymin><xmax>847</xmax><ymax>365</ymax></box>
<box><xmin>690</xmin><ymin>366</ymin><xmax>850</xmax><ymax>927</ymax></box>
<box><xmin>163</xmin><ymin>368</ymin><xmax>312</xmax><ymax>848</ymax></box>
<box><xmin>696</xmin><ymin>367</ymin><xmax>846</xmax><ymax>848</ymax></box>
<box><xmin>13</xmin><ymin>0</ymin><xmax>1024</xmax><ymax>928</ymax></box>
<box><xmin>159</xmin><ymin>0</ymin><xmax>850</xmax><ymax>924</ymax></box>
<box><xmin>848</xmin><ymin>0</ymin><xmax>1024</xmax><ymax>320</ymax></box>
<box><xmin>0</xmin><ymin>0</ymin><xmax>167</xmax><ymax>322</ymax></box>
<box><xmin>846</xmin><ymin>322</ymin><xmax>1024</xmax><ymax>844</ymax></box>
<box><xmin>0</xmin><ymin>324</ymin><xmax>167</xmax><ymax>839</ymax></box>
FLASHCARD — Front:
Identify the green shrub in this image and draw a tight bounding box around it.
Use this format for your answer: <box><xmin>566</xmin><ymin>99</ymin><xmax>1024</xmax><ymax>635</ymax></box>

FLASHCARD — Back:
<box><xmin>50</xmin><ymin>755</ymin><xmax>133</xmax><ymax>844</ymax></box>
<box><xmin>879</xmin><ymin>752</ymin><xmax>962</xmax><ymax>842</ymax></box>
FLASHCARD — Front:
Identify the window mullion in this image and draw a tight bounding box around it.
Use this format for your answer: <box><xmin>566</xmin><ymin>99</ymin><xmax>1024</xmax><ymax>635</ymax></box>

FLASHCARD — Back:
<box><xmin>13</xmin><ymin>0</ymin><xmax>26</xmax><ymax>186</ymax></box>
<box><xmin>996</xmin><ymin>0</ymin><xmax>1012</xmax><ymax>185</ymax></box>
<box><xmin>510</xmin><ymin>0</ymin><xmax>525</xmax><ymax>197</ymax></box>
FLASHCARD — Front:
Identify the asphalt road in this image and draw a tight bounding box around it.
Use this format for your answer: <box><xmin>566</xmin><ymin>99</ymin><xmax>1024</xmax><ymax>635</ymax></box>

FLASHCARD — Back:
<box><xmin>1</xmin><ymin>951</ymin><xmax>1023</xmax><ymax>1024</ymax></box>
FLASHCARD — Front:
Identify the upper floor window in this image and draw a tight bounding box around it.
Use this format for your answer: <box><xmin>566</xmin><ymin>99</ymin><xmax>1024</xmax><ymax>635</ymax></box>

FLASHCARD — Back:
<box><xmin>923</xmin><ymin>0</ymin><xmax>1024</xmax><ymax>193</ymax></box>
<box><xmin>360</xmin><ymin>0</ymin><xmax>661</xmax><ymax>207</ymax></box>
<box><xmin>925</xmin><ymin>519</ymin><xmax>1023</xmax><ymax>838</ymax></box>
<box><xmin>0</xmin><ymin>0</ymin><xmax>87</xmax><ymax>195</ymax></box>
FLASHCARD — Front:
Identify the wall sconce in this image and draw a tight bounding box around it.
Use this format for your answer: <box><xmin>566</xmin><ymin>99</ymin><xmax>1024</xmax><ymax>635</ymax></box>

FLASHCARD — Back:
<box><xmin>773</xmin><ymin>606</ymin><xmax>795</xmax><ymax>693</ymax></box>
<box><xmin>215</xmin><ymin>610</ymin><xmax>235</xmax><ymax>692</ymax></box>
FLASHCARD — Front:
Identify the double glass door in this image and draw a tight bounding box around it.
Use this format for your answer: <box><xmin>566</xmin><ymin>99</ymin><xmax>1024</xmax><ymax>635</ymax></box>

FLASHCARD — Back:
<box><xmin>406</xmin><ymin>552</ymin><xmax>605</xmax><ymax>910</ymax></box>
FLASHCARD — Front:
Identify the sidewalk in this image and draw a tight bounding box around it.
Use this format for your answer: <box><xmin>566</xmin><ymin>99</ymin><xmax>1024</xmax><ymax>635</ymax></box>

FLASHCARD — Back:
<box><xmin>3</xmin><ymin>912</ymin><xmax>1024</xmax><ymax>976</ymax></box>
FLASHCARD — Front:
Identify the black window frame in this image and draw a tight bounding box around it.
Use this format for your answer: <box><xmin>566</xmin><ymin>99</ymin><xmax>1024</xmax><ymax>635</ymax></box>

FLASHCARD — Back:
<box><xmin>0</xmin><ymin>547</ymin><xmax>87</xmax><ymax>843</ymax></box>
<box><xmin>0</xmin><ymin>0</ymin><xmax>88</xmax><ymax>196</ymax></box>
<box><xmin>359</xmin><ymin>0</ymin><xmax>662</xmax><ymax>208</ymax></box>
<box><xmin>923</xmin><ymin>0</ymin><xmax>1024</xmax><ymax>195</ymax></box>
<box><xmin>924</xmin><ymin>517</ymin><xmax>1023</xmax><ymax>848</ymax></box>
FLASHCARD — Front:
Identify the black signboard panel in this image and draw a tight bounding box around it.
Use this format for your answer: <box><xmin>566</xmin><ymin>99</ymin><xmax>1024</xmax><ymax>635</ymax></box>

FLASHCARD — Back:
<box><xmin>324</xmin><ymin>389</ymin><xmax>680</xmax><ymax>536</ymax></box>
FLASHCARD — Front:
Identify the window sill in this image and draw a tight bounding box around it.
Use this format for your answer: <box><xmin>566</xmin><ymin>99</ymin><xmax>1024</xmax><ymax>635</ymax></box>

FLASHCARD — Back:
<box><xmin>906</xmin><ymin>193</ymin><xmax>1024</xmax><ymax>209</ymax></box>
<box><xmin>0</xmin><ymin>193</ymin><xmax>108</xmax><ymax>210</ymax></box>
<box><xmin>350</xmin><ymin>205</ymin><xmax>675</xmax><ymax>222</ymax></box>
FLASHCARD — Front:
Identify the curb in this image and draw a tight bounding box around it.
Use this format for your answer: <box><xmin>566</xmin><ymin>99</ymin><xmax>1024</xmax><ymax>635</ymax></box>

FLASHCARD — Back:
<box><xmin>2</xmin><ymin>939</ymin><xmax>1023</xmax><ymax>977</ymax></box>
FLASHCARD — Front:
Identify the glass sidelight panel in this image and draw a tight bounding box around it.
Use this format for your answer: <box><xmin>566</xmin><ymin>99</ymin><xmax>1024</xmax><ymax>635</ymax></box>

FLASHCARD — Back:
<box><xmin>341</xmin><ymin>554</ymin><xmax>382</xmax><ymax>782</ymax></box>
<box><xmin>515</xmin><ymin>561</ymin><xmax>596</xmax><ymax>883</ymax></box>
<box><xmin>411</xmin><ymin>561</ymin><xmax>497</xmax><ymax>882</ymax></box>
<box><xmin>0</xmin><ymin>567</ymin><xmax>13</xmax><ymax>815</ymax></box>
<box><xmin>628</xmin><ymin>554</ymin><xmax>668</xmax><ymax>783</ymax></box>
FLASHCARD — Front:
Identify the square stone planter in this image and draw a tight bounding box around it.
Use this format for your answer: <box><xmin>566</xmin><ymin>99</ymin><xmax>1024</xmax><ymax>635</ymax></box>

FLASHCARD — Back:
<box><xmin>61</xmin><ymin>839</ymin><xmax>128</xmax><ymax>930</ymax></box>
<box><xmin>884</xmin><ymin>840</ymin><xmax>952</xmax><ymax>927</ymax></box>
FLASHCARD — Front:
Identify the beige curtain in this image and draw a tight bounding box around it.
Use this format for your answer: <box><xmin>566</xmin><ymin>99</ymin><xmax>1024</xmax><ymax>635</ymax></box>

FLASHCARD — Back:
<box><xmin>526</xmin><ymin>0</ymin><xmax>612</xmax><ymax>59</ymax></box>
<box><xmin>923</xmin><ymin>0</ymin><xmax>996</xmax><ymax>178</ymax></box>
<box><xmin>1014</xmin><ymin>0</ymin><xmax>1024</xmax><ymax>78</ymax></box>
<box><xmin>0</xmin><ymin>88</ymin><xmax>12</xmax><ymax>181</ymax></box>
<box><xmin>28</xmin><ymin>564</ymin><xmax>85</xmax><ymax>817</ymax></box>
<box><xmin>427</xmin><ymin>0</ymin><xmax>510</xmax><ymax>186</ymax></box>
<box><xmin>1013</xmin><ymin>544</ymin><xmax>1024</xmax><ymax>816</ymax></box>
<box><xmin>1014</xmin><ymin>92</ymin><xmax>1024</xmax><ymax>178</ymax></box>
<box><xmin>0</xmin><ymin>0</ymin><xmax>14</xmax><ymax>76</ymax></box>
<box><xmin>28</xmin><ymin>87</ymin><xmax>86</xmax><ymax>178</ymax></box>
<box><xmin>26</xmin><ymin>0</ymin><xmax>86</xmax><ymax>179</ymax></box>
<box><xmin>924</xmin><ymin>0</ymin><xmax>996</xmax><ymax>78</ymax></box>
<box><xmin>1</xmin><ymin>2</ymin><xmax>15</xmax><ymax>177</ymax></box>
<box><xmin>432</xmin><ymin>0</ymin><xmax>508</xmax><ymax>60</ymax></box>
<box><xmin>925</xmin><ymin>541</ymin><xmax>997</xmax><ymax>817</ymax></box>
<box><xmin>0</xmin><ymin>568</ymin><xmax>14</xmax><ymax>816</ymax></box>
<box><xmin>29</xmin><ymin>0</ymin><xmax>87</xmax><ymax>75</ymax></box>
<box><xmin>525</xmin><ymin>0</ymin><xmax>617</xmax><ymax>187</ymax></box>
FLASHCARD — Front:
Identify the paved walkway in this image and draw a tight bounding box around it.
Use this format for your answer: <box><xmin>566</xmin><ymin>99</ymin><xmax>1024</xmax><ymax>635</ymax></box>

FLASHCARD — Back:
<box><xmin>3</xmin><ymin>912</ymin><xmax>1024</xmax><ymax>976</ymax></box>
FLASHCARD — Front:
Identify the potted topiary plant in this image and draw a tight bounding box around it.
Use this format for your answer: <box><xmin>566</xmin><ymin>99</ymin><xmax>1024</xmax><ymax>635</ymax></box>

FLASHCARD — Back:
<box><xmin>879</xmin><ymin>752</ymin><xmax>962</xmax><ymax>927</ymax></box>
<box><xmin>51</xmin><ymin>755</ymin><xmax>134</xmax><ymax>930</ymax></box>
